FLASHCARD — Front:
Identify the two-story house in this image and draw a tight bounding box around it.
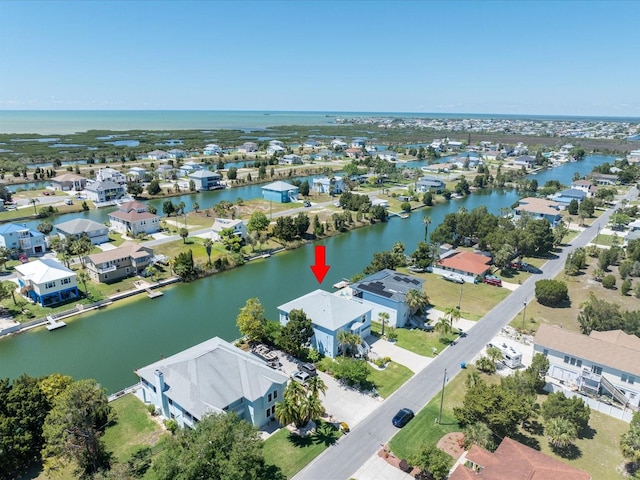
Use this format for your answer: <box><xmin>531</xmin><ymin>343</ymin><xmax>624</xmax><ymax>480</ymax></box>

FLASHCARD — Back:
<box><xmin>188</xmin><ymin>170</ymin><xmax>223</xmax><ymax>191</ymax></box>
<box><xmin>55</xmin><ymin>218</ymin><xmax>110</xmax><ymax>245</ymax></box>
<box><xmin>534</xmin><ymin>324</ymin><xmax>640</xmax><ymax>410</ymax></box>
<box><xmin>513</xmin><ymin>197</ymin><xmax>562</xmax><ymax>227</ymax></box>
<box><xmin>0</xmin><ymin>223</ymin><xmax>46</xmax><ymax>256</ymax></box>
<box><xmin>15</xmin><ymin>258</ymin><xmax>78</xmax><ymax>306</ymax></box>
<box><xmin>95</xmin><ymin>168</ymin><xmax>127</xmax><ymax>185</ymax></box>
<box><xmin>278</xmin><ymin>289</ymin><xmax>372</xmax><ymax>358</ymax></box>
<box><xmin>84</xmin><ymin>241</ymin><xmax>154</xmax><ymax>283</ymax></box>
<box><xmin>312</xmin><ymin>176</ymin><xmax>345</xmax><ymax>195</ymax></box>
<box><xmin>416</xmin><ymin>176</ymin><xmax>445</xmax><ymax>194</ymax></box>
<box><xmin>211</xmin><ymin>218</ymin><xmax>246</xmax><ymax>242</ymax></box>
<box><xmin>135</xmin><ymin>336</ymin><xmax>289</xmax><ymax>429</ymax></box>
<box><xmin>50</xmin><ymin>173</ymin><xmax>87</xmax><ymax>191</ymax></box>
<box><xmin>262</xmin><ymin>181</ymin><xmax>299</xmax><ymax>203</ymax></box>
<box><xmin>84</xmin><ymin>180</ymin><xmax>125</xmax><ymax>203</ymax></box>
<box><xmin>108</xmin><ymin>201</ymin><xmax>160</xmax><ymax>237</ymax></box>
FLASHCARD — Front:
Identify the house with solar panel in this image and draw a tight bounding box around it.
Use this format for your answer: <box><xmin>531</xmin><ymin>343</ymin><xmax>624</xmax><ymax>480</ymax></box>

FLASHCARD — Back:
<box><xmin>278</xmin><ymin>289</ymin><xmax>372</xmax><ymax>358</ymax></box>
<box><xmin>349</xmin><ymin>269</ymin><xmax>426</xmax><ymax>328</ymax></box>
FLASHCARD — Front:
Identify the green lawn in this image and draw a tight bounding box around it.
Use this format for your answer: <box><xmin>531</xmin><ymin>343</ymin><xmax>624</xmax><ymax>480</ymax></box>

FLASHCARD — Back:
<box><xmin>591</xmin><ymin>233</ymin><xmax>622</xmax><ymax>246</ymax></box>
<box><xmin>371</xmin><ymin>321</ymin><xmax>458</xmax><ymax>358</ymax></box>
<box><xmin>368</xmin><ymin>361</ymin><xmax>414</xmax><ymax>398</ymax></box>
<box><xmin>263</xmin><ymin>420</ymin><xmax>341</xmax><ymax>479</ymax></box>
<box><xmin>102</xmin><ymin>394</ymin><xmax>166</xmax><ymax>463</ymax></box>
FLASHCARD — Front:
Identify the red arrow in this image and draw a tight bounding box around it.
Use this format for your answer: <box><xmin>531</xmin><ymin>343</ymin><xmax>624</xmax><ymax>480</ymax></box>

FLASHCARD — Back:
<box><xmin>310</xmin><ymin>245</ymin><xmax>330</xmax><ymax>284</ymax></box>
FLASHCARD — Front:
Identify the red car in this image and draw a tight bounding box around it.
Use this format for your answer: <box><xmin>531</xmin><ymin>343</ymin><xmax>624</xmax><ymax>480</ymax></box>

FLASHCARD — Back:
<box><xmin>483</xmin><ymin>276</ymin><xmax>502</xmax><ymax>287</ymax></box>
<box><xmin>18</xmin><ymin>254</ymin><xmax>29</xmax><ymax>263</ymax></box>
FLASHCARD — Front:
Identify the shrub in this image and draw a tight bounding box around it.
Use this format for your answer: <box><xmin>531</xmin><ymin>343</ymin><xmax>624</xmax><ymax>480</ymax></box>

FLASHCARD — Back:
<box><xmin>386</xmin><ymin>327</ymin><xmax>398</xmax><ymax>341</ymax></box>
<box><xmin>146</xmin><ymin>403</ymin><xmax>156</xmax><ymax>416</ymax></box>
<box><xmin>602</xmin><ymin>274</ymin><xmax>616</xmax><ymax>289</ymax></box>
<box><xmin>621</xmin><ymin>278</ymin><xmax>632</xmax><ymax>295</ymax></box>
<box><xmin>476</xmin><ymin>356</ymin><xmax>496</xmax><ymax>374</ymax></box>
<box><xmin>400</xmin><ymin>202</ymin><xmax>412</xmax><ymax>212</ymax></box>
<box><xmin>535</xmin><ymin>279</ymin><xmax>569</xmax><ymax>306</ymax></box>
<box><xmin>164</xmin><ymin>419</ymin><xmax>178</xmax><ymax>434</ymax></box>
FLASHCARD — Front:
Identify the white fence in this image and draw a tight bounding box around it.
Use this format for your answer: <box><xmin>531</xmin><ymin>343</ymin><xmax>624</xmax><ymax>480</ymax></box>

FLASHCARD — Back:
<box><xmin>545</xmin><ymin>382</ymin><xmax>634</xmax><ymax>423</ymax></box>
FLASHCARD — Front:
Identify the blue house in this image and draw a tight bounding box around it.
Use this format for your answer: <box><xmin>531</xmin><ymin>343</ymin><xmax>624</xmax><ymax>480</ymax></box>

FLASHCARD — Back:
<box><xmin>513</xmin><ymin>197</ymin><xmax>562</xmax><ymax>227</ymax></box>
<box><xmin>351</xmin><ymin>269</ymin><xmax>426</xmax><ymax>328</ymax></box>
<box><xmin>262</xmin><ymin>181</ymin><xmax>299</xmax><ymax>203</ymax></box>
<box><xmin>278</xmin><ymin>290</ymin><xmax>372</xmax><ymax>358</ymax></box>
<box><xmin>15</xmin><ymin>259</ymin><xmax>79</xmax><ymax>307</ymax></box>
<box><xmin>0</xmin><ymin>223</ymin><xmax>46</xmax><ymax>256</ymax></box>
<box><xmin>553</xmin><ymin>188</ymin><xmax>587</xmax><ymax>205</ymax></box>
<box><xmin>416</xmin><ymin>176</ymin><xmax>445</xmax><ymax>194</ymax></box>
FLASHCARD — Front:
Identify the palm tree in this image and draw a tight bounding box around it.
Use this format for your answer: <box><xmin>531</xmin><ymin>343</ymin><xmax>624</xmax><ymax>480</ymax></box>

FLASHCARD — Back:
<box><xmin>337</xmin><ymin>330</ymin><xmax>350</xmax><ymax>357</ymax></box>
<box><xmin>203</xmin><ymin>238</ymin><xmax>213</xmax><ymax>266</ymax></box>
<box><xmin>29</xmin><ymin>198</ymin><xmax>39</xmax><ymax>215</ymax></box>
<box><xmin>463</xmin><ymin>421</ymin><xmax>494</xmax><ymax>450</ymax></box>
<box><xmin>77</xmin><ymin>271</ymin><xmax>89</xmax><ymax>298</ymax></box>
<box><xmin>434</xmin><ymin>314</ymin><xmax>453</xmax><ymax>340</ymax></box>
<box><xmin>423</xmin><ymin>216</ymin><xmax>432</xmax><ymax>243</ymax></box>
<box><xmin>302</xmin><ymin>394</ymin><xmax>325</xmax><ymax>424</ymax></box>
<box><xmin>378</xmin><ymin>311</ymin><xmax>390</xmax><ymax>337</ymax></box>
<box><xmin>406</xmin><ymin>289</ymin><xmax>430</xmax><ymax>317</ymax></box>
<box><xmin>445</xmin><ymin>306</ymin><xmax>461</xmax><ymax>328</ymax></box>
<box><xmin>193</xmin><ymin>202</ymin><xmax>200</xmax><ymax>213</ymax></box>
<box><xmin>546</xmin><ymin>417</ymin><xmax>577</xmax><ymax>449</ymax></box>
<box><xmin>274</xmin><ymin>399</ymin><xmax>299</xmax><ymax>427</ymax></box>
<box><xmin>306</xmin><ymin>376</ymin><xmax>327</xmax><ymax>399</ymax></box>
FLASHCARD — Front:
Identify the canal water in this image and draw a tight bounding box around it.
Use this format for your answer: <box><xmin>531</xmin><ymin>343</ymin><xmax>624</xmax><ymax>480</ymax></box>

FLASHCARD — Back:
<box><xmin>0</xmin><ymin>156</ymin><xmax>613</xmax><ymax>392</ymax></box>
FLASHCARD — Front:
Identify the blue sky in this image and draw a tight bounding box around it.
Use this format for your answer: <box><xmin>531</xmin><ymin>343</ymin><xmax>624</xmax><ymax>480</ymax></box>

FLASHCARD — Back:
<box><xmin>1</xmin><ymin>0</ymin><xmax>639</xmax><ymax>116</ymax></box>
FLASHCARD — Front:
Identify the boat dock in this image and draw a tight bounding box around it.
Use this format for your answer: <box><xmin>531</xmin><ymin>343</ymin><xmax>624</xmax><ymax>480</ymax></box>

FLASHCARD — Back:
<box><xmin>146</xmin><ymin>289</ymin><xmax>163</xmax><ymax>299</ymax></box>
<box><xmin>333</xmin><ymin>280</ymin><xmax>351</xmax><ymax>289</ymax></box>
<box><xmin>46</xmin><ymin>315</ymin><xmax>66</xmax><ymax>331</ymax></box>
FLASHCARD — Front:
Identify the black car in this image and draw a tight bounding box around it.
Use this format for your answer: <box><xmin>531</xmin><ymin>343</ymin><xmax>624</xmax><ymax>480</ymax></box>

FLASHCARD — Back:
<box><xmin>392</xmin><ymin>408</ymin><xmax>414</xmax><ymax>427</ymax></box>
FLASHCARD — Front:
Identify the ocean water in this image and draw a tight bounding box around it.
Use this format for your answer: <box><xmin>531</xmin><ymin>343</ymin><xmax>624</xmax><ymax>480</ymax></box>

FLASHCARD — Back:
<box><xmin>0</xmin><ymin>110</ymin><xmax>639</xmax><ymax>135</ymax></box>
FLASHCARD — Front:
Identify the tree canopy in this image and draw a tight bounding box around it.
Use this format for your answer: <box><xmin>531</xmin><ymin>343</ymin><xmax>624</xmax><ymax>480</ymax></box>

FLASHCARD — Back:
<box><xmin>236</xmin><ymin>297</ymin><xmax>267</xmax><ymax>343</ymax></box>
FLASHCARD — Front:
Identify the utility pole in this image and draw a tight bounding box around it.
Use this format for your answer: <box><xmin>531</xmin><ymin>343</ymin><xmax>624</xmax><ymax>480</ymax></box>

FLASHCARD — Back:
<box><xmin>457</xmin><ymin>283</ymin><xmax>463</xmax><ymax>310</ymax></box>
<box><xmin>522</xmin><ymin>300</ymin><xmax>527</xmax><ymax>331</ymax></box>
<box><xmin>437</xmin><ymin>368</ymin><xmax>447</xmax><ymax>424</ymax></box>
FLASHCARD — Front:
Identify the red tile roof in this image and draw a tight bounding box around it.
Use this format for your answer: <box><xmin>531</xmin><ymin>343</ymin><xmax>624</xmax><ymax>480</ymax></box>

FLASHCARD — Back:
<box><xmin>437</xmin><ymin>251</ymin><xmax>491</xmax><ymax>276</ymax></box>
<box><xmin>449</xmin><ymin>437</ymin><xmax>591</xmax><ymax>480</ymax></box>
<box><xmin>109</xmin><ymin>210</ymin><xmax>158</xmax><ymax>222</ymax></box>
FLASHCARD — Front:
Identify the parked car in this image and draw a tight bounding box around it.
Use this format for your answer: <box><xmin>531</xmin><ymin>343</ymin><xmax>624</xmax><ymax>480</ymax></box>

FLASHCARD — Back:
<box><xmin>392</xmin><ymin>408</ymin><xmax>414</xmax><ymax>428</ymax></box>
<box><xmin>303</xmin><ymin>200</ymin><xmax>311</xmax><ymax>207</ymax></box>
<box><xmin>291</xmin><ymin>371</ymin><xmax>310</xmax><ymax>384</ymax></box>
<box><xmin>299</xmin><ymin>362</ymin><xmax>317</xmax><ymax>377</ymax></box>
<box><xmin>483</xmin><ymin>275</ymin><xmax>502</xmax><ymax>287</ymax></box>
<box><xmin>442</xmin><ymin>273</ymin><xmax>464</xmax><ymax>284</ymax></box>
<box><xmin>18</xmin><ymin>254</ymin><xmax>29</xmax><ymax>264</ymax></box>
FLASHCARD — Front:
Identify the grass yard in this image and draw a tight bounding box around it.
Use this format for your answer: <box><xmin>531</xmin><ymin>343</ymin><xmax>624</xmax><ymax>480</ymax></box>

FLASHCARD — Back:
<box><xmin>591</xmin><ymin>233</ymin><xmax>622</xmax><ymax>247</ymax></box>
<box><xmin>263</xmin><ymin>420</ymin><xmax>341</xmax><ymax>479</ymax></box>
<box><xmin>102</xmin><ymin>394</ymin><xmax>166</xmax><ymax>463</ymax></box>
<box><xmin>368</xmin><ymin>361</ymin><xmax>414</xmax><ymax>399</ymax></box>
<box><xmin>371</xmin><ymin>321</ymin><xmax>457</xmax><ymax>358</ymax></box>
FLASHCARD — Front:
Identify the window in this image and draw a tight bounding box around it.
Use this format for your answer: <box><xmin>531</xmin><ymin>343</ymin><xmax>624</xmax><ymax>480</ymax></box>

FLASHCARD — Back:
<box><xmin>268</xmin><ymin>393</ymin><xmax>272</xmax><ymax>402</ymax></box>
<box><xmin>591</xmin><ymin>365</ymin><xmax>602</xmax><ymax>375</ymax></box>
<box><xmin>543</xmin><ymin>349</ymin><xmax>548</xmax><ymax>356</ymax></box>
<box><xmin>265</xmin><ymin>409</ymin><xmax>270</xmax><ymax>418</ymax></box>
<box><xmin>564</xmin><ymin>356</ymin><xmax>582</xmax><ymax>367</ymax></box>
<box><xmin>622</xmin><ymin>374</ymin><xmax>635</xmax><ymax>385</ymax></box>
<box><xmin>274</xmin><ymin>390</ymin><xmax>278</xmax><ymax>399</ymax></box>
<box><xmin>564</xmin><ymin>356</ymin><xmax>570</xmax><ymax>364</ymax></box>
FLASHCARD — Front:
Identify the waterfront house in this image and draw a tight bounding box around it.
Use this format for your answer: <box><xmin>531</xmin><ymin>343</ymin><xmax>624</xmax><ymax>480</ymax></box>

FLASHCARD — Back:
<box><xmin>204</xmin><ymin>143</ymin><xmax>222</xmax><ymax>155</ymax></box>
<box><xmin>590</xmin><ymin>172</ymin><xmax>618</xmax><ymax>186</ymax></box>
<box><xmin>571</xmin><ymin>179</ymin><xmax>596</xmax><ymax>197</ymax></box>
<box><xmin>513</xmin><ymin>155</ymin><xmax>536</xmax><ymax>169</ymax></box>
<box><xmin>262</xmin><ymin>181</ymin><xmax>299</xmax><ymax>203</ymax></box>
<box><xmin>350</xmin><ymin>269</ymin><xmax>426</xmax><ymax>328</ymax></box>
<box><xmin>266</xmin><ymin>144</ymin><xmax>285</xmax><ymax>156</ymax></box>
<box><xmin>108</xmin><ymin>201</ymin><xmax>160</xmax><ymax>237</ymax></box>
<box><xmin>126</xmin><ymin>166</ymin><xmax>150</xmax><ymax>183</ymax></box>
<box><xmin>188</xmin><ymin>170</ymin><xmax>223</xmax><ymax>191</ymax></box>
<box><xmin>178</xmin><ymin>161</ymin><xmax>204</xmax><ymax>176</ymax></box>
<box><xmin>330</xmin><ymin>139</ymin><xmax>348</xmax><ymax>150</ymax></box>
<box><xmin>167</xmin><ymin>149</ymin><xmax>186</xmax><ymax>159</ymax></box>
<box><xmin>449</xmin><ymin>436</ymin><xmax>591</xmax><ymax>480</ymax></box>
<box><xmin>50</xmin><ymin>173</ymin><xmax>87</xmax><ymax>191</ymax></box>
<box><xmin>446</xmin><ymin>140</ymin><xmax>464</xmax><ymax>151</ymax></box>
<box><xmin>552</xmin><ymin>188</ymin><xmax>587</xmax><ymax>205</ymax></box>
<box><xmin>239</xmin><ymin>142</ymin><xmax>258</xmax><ymax>153</ymax></box>
<box><xmin>416</xmin><ymin>176</ymin><xmax>445</xmax><ymax>194</ymax></box>
<box><xmin>15</xmin><ymin>258</ymin><xmax>78</xmax><ymax>307</ymax></box>
<box><xmin>312</xmin><ymin>176</ymin><xmax>345</xmax><ymax>195</ymax></box>
<box><xmin>0</xmin><ymin>223</ymin><xmax>46</xmax><ymax>256</ymax></box>
<box><xmin>211</xmin><ymin>218</ymin><xmax>246</xmax><ymax>242</ymax></box>
<box><xmin>350</xmin><ymin>138</ymin><xmax>366</xmax><ymax>148</ymax></box>
<box><xmin>303</xmin><ymin>139</ymin><xmax>319</xmax><ymax>149</ymax></box>
<box><xmin>627</xmin><ymin>149</ymin><xmax>640</xmax><ymax>163</ymax></box>
<box><xmin>156</xmin><ymin>164</ymin><xmax>176</xmax><ymax>180</ymax></box>
<box><xmin>513</xmin><ymin>197</ymin><xmax>562</xmax><ymax>226</ymax></box>
<box><xmin>376</xmin><ymin>151</ymin><xmax>398</xmax><ymax>162</ymax></box>
<box><xmin>278</xmin><ymin>289</ymin><xmax>372</xmax><ymax>358</ymax></box>
<box><xmin>135</xmin><ymin>336</ymin><xmax>289</xmax><ymax>429</ymax></box>
<box><xmin>96</xmin><ymin>167</ymin><xmax>127</xmax><ymax>185</ymax></box>
<box><xmin>85</xmin><ymin>180</ymin><xmax>125</xmax><ymax>204</ymax></box>
<box><xmin>55</xmin><ymin>218</ymin><xmax>109</xmax><ymax>245</ymax></box>
<box><xmin>279</xmin><ymin>154</ymin><xmax>302</xmax><ymax>165</ymax></box>
<box><xmin>432</xmin><ymin>250</ymin><xmax>492</xmax><ymax>283</ymax></box>
<box><xmin>147</xmin><ymin>150</ymin><xmax>169</xmax><ymax>160</ymax></box>
<box><xmin>85</xmin><ymin>241</ymin><xmax>153</xmax><ymax>283</ymax></box>
<box><xmin>534</xmin><ymin>324</ymin><xmax>640</xmax><ymax>410</ymax></box>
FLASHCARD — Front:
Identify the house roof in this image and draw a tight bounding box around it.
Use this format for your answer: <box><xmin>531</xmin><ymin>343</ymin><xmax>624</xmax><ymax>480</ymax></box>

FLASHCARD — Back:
<box><xmin>572</xmin><ymin>180</ymin><xmax>593</xmax><ymax>186</ymax></box>
<box><xmin>514</xmin><ymin>155</ymin><xmax>535</xmax><ymax>163</ymax></box>
<box><xmin>353</xmin><ymin>269</ymin><xmax>424</xmax><ymax>302</ymax></box>
<box><xmin>262</xmin><ymin>181</ymin><xmax>298</xmax><ymax>192</ymax></box>
<box><xmin>118</xmin><ymin>201</ymin><xmax>148</xmax><ymax>212</ymax></box>
<box><xmin>278</xmin><ymin>289</ymin><xmax>371</xmax><ymax>331</ymax></box>
<box><xmin>535</xmin><ymin>324</ymin><xmax>640</xmax><ymax>376</ymax></box>
<box><xmin>0</xmin><ymin>223</ymin><xmax>28</xmax><ymax>234</ymax></box>
<box><xmin>109</xmin><ymin>210</ymin><xmax>158</xmax><ymax>223</ymax></box>
<box><xmin>449</xmin><ymin>437</ymin><xmax>591</xmax><ymax>480</ymax></box>
<box><xmin>52</xmin><ymin>173</ymin><xmax>85</xmax><ymax>182</ymax></box>
<box><xmin>86</xmin><ymin>180</ymin><xmax>122</xmax><ymax>192</ymax></box>
<box><xmin>188</xmin><ymin>170</ymin><xmax>221</xmax><ymax>179</ymax></box>
<box><xmin>212</xmin><ymin>218</ymin><xmax>244</xmax><ymax>232</ymax></box>
<box><xmin>55</xmin><ymin>218</ymin><xmax>107</xmax><ymax>235</ymax></box>
<box><xmin>516</xmin><ymin>197</ymin><xmax>561</xmax><ymax>216</ymax></box>
<box><xmin>147</xmin><ymin>150</ymin><xmax>167</xmax><ymax>155</ymax></box>
<box><xmin>87</xmin><ymin>241</ymin><xmax>153</xmax><ymax>264</ymax></box>
<box><xmin>437</xmin><ymin>250</ymin><xmax>492</xmax><ymax>276</ymax></box>
<box><xmin>557</xmin><ymin>188</ymin><xmax>587</xmax><ymax>198</ymax></box>
<box><xmin>136</xmin><ymin>337</ymin><xmax>288</xmax><ymax>420</ymax></box>
<box><xmin>15</xmin><ymin>258</ymin><xmax>74</xmax><ymax>284</ymax></box>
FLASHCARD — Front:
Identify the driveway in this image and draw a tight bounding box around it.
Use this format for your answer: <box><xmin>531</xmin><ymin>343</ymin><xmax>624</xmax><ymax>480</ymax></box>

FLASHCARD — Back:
<box><xmin>366</xmin><ymin>336</ymin><xmax>432</xmax><ymax>374</ymax></box>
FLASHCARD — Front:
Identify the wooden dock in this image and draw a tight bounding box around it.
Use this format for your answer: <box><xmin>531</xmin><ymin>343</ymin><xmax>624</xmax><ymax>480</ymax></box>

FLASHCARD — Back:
<box><xmin>146</xmin><ymin>289</ymin><xmax>163</xmax><ymax>299</ymax></box>
<box><xmin>46</xmin><ymin>315</ymin><xmax>66</xmax><ymax>331</ymax></box>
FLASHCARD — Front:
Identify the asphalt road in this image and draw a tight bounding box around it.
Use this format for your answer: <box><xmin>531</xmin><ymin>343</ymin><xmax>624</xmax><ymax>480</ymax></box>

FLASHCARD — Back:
<box><xmin>295</xmin><ymin>187</ymin><xmax>637</xmax><ymax>480</ymax></box>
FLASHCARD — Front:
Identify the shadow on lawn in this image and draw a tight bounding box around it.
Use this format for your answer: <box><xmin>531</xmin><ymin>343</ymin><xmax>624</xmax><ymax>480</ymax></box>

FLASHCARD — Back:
<box><xmin>287</xmin><ymin>422</ymin><xmax>339</xmax><ymax>448</ymax></box>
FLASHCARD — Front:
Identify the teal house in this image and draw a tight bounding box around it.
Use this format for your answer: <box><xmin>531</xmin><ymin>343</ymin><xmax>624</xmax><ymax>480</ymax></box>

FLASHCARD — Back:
<box><xmin>262</xmin><ymin>181</ymin><xmax>299</xmax><ymax>203</ymax></box>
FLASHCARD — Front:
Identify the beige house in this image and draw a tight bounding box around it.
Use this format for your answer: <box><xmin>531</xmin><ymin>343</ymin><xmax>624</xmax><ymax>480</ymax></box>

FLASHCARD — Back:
<box><xmin>51</xmin><ymin>173</ymin><xmax>87</xmax><ymax>191</ymax></box>
<box><xmin>85</xmin><ymin>241</ymin><xmax>154</xmax><ymax>283</ymax></box>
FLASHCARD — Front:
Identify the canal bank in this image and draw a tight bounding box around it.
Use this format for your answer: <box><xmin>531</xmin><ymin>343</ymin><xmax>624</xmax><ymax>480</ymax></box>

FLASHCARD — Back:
<box><xmin>0</xmin><ymin>156</ymin><xmax>617</xmax><ymax>392</ymax></box>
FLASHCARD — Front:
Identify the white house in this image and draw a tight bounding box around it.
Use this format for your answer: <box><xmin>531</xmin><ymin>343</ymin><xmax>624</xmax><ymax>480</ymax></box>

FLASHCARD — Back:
<box><xmin>312</xmin><ymin>176</ymin><xmax>345</xmax><ymax>195</ymax></box>
<box><xmin>238</xmin><ymin>142</ymin><xmax>258</xmax><ymax>153</ymax></box>
<box><xmin>267</xmin><ymin>144</ymin><xmax>285</xmax><ymax>156</ymax></box>
<box><xmin>330</xmin><ymin>139</ymin><xmax>348</xmax><ymax>149</ymax></box>
<box><xmin>85</xmin><ymin>180</ymin><xmax>125</xmax><ymax>203</ymax></box>
<box><xmin>167</xmin><ymin>149</ymin><xmax>186</xmax><ymax>159</ymax></box>
<box><xmin>279</xmin><ymin>154</ymin><xmax>302</xmax><ymax>165</ymax></box>
<box><xmin>0</xmin><ymin>224</ymin><xmax>46</xmax><ymax>256</ymax></box>
<box><xmin>179</xmin><ymin>161</ymin><xmax>204</xmax><ymax>176</ymax></box>
<box><xmin>95</xmin><ymin>168</ymin><xmax>127</xmax><ymax>185</ymax></box>
<box><xmin>534</xmin><ymin>324</ymin><xmax>640</xmax><ymax>410</ymax></box>
<box><xmin>15</xmin><ymin>258</ymin><xmax>79</xmax><ymax>307</ymax></box>
<box><xmin>211</xmin><ymin>218</ymin><xmax>246</xmax><ymax>242</ymax></box>
<box><xmin>55</xmin><ymin>218</ymin><xmax>110</xmax><ymax>245</ymax></box>
<box><xmin>188</xmin><ymin>170</ymin><xmax>223</xmax><ymax>190</ymax></box>
<box><xmin>147</xmin><ymin>150</ymin><xmax>170</xmax><ymax>160</ymax></box>
<box><xmin>513</xmin><ymin>155</ymin><xmax>536</xmax><ymax>169</ymax></box>
<box><xmin>126</xmin><ymin>166</ymin><xmax>150</xmax><ymax>183</ymax></box>
<box><xmin>377</xmin><ymin>151</ymin><xmax>398</xmax><ymax>162</ymax></box>
<box><xmin>108</xmin><ymin>201</ymin><xmax>160</xmax><ymax>237</ymax></box>
<box><xmin>135</xmin><ymin>337</ymin><xmax>289</xmax><ymax>429</ymax></box>
<box><xmin>204</xmin><ymin>144</ymin><xmax>222</xmax><ymax>155</ymax></box>
<box><xmin>278</xmin><ymin>289</ymin><xmax>372</xmax><ymax>358</ymax></box>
